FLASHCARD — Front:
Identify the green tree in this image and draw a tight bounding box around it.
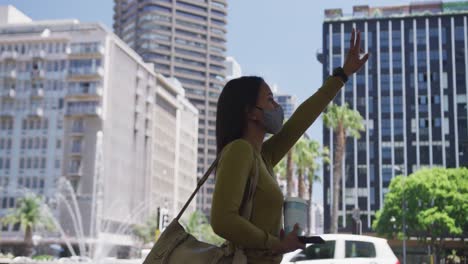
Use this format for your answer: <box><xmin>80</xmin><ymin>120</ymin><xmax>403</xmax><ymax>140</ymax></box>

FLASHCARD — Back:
<box><xmin>293</xmin><ymin>137</ymin><xmax>329</xmax><ymax>233</ymax></box>
<box><xmin>373</xmin><ymin>168</ymin><xmax>468</xmax><ymax>263</ymax></box>
<box><xmin>132</xmin><ymin>213</ymin><xmax>158</xmax><ymax>244</ymax></box>
<box><xmin>1</xmin><ymin>194</ymin><xmax>54</xmax><ymax>256</ymax></box>
<box><xmin>323</xmin><ymin>103</ymin><xmax>364</xmax><ymax>233</ymax></box>
<box><xmin>182</xmin><ymin>210</ymin><xmax>225</xmax><ymax>246</ymax></box>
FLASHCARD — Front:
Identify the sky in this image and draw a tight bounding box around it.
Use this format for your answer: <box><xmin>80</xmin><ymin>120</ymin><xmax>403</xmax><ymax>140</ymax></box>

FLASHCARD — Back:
<box><xmin>0</xmin><ymin>0</ymin><xmax>460</xmax><ymax>203</ymax></box>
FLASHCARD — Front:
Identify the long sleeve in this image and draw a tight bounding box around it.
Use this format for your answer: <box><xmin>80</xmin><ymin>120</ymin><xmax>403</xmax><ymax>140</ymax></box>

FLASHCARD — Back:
<box><xmin>211</xmin><ymin>139</ymin><xmax>280</xmax><ymax>249</ymax></box>
<box><xmin>262</xmin><ymin>77</ymin><xmax>344</xmax><ymax>167</ymax></box>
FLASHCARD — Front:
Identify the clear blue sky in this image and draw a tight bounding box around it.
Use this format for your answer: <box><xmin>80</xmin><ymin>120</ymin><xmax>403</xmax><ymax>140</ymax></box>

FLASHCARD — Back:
<box><xmin>0</xmin><ymin>0</ymin><xmax>458</xmax><ymax>203</ymax></box>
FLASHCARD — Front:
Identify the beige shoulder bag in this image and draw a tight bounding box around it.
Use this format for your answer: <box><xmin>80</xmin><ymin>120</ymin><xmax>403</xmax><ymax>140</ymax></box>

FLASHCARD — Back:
<box><xmin>143</xmin><ymin>154</ymin><xmax>259</xmax><ymax>264</ymax></box>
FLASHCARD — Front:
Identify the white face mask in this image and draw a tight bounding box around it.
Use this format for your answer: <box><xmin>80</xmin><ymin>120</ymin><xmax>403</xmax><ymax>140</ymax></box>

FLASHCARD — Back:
<box><xmin>255</xmin><ymin>105</ymin><xmax>284</xmax><ymax>134</ymax></box>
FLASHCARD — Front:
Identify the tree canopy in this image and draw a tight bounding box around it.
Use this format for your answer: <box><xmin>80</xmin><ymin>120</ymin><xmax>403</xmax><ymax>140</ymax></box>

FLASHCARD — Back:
<box><xmin>373</xmin><ymin>167</ymin><xmax>468</xmax><ymax>246</ymax></box>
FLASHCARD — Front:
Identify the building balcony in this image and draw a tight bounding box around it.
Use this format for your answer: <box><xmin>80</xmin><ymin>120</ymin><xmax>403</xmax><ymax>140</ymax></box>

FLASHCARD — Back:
<box><xmin>0</xmin><ymin>109</ymin><xmax>15</xmax><ymax>117</ymax></box>
<box><xmin>66</xmin><ymin>106</ymin><xmax>101</xmax><ymax>117</ymax></box>
<box><xmin>135</xmin><ymin>104</ymin><xmax>144</xmax><ymax>113</ymax></box>
<box><xmin>1</xmin><ymin>89</ymin><xmax>16</xmax><ymax>99</ymax></box>
<box><xmin>136</xmin><ymin>87</ymin><xmax>144</xmax><ymax>96</ymax></box>
<box><xmin>71</xmin><ymin>125</ymin><xmax>85</xmax><ymax>134</ymax></box>
<box><xmin>27</xmin><ymin>107</ymin><xmax>44</xmax><ymax>117</ymax></box>
<box><xmin>31</xmin><ymin>69</ymin><xmax>46</xmax><ymax>79</ymax></box>
<box><xmin>30</xmin><ymin>88</ymin><xmax>45</xmax><ymax>98</ymax></box>
<box><xmin>67</xmin><ymin>168</ymin><xmax>83</xmax><ymax>177</ymax></box>
<box><xmin>31</xmin><ymin>50</ymin><xmax>46</xmax><ymax>60</ymax></box>
<box><xmin>146</xmin><ymin>95</ymin><xmax>155</xmax><ymax>104</ymax></box>
<box><xmin>66</xmin><ymin>86</ymin><xmax>102</xmax><ymax>98</ymax></box>
<box><xmin>1</xmin><ymin>51</ymin><xmax>18</xmax><ymax>61</ymax></box>
<box><xmin>70</xmin><ymin>147</ymin><xmax>82</xmax><ymax>156</ymax></box>
<box><xmin>1</xmin><ymin>70</ymin><xmax>17</xmax><ymax>79</ymax></box>
<box><xmin>68</xmin><ymin>67</ymin><xmax>104</xmax><ymax>79</ymax></box>
<box><xmin>67</xmin><ymin>44</ymin><xmax>105</xmax><ymax>58</ymax></box>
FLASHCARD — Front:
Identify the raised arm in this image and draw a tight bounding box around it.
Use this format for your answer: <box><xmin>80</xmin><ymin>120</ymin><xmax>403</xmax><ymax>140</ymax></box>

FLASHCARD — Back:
<box><xmin>211</xmin><ymin>140</ymin><xmax>280</xmax><ymax>249</ymax></box>
<box><xmin>261</xmin><ymin>77</ymin><xmax>343</xmax><ymax>166</ymax></box>
<box><xmin>262</xmin><ymin>29</ymin><xmax>369</xmax><ymax>166</ymax></box>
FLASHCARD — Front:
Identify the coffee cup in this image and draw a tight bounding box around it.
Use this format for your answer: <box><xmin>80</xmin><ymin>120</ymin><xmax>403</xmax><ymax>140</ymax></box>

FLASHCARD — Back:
<box><xmin>283</xmin><ymin>197</ymin><xmax>308</xmax><ymax>235</ymax></box>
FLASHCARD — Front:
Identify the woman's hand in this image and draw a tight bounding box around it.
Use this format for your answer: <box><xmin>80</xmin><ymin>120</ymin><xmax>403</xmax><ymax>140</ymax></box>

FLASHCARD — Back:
<box><xmin>271</xmin><ymin>223</ymin><xmax>306</xmax><ymax>255</ymax></box>
<box><xmin>343</xmin><ymin>28</ymin><xmax>369</xmax><ymax>77</ymax></box>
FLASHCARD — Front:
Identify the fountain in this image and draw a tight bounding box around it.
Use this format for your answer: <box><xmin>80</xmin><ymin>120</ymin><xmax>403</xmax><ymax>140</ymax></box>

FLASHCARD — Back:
<box><xmin>2</xmin><ymin>131</ymin><xmax>152</xmax><ymax>263</ymax></box>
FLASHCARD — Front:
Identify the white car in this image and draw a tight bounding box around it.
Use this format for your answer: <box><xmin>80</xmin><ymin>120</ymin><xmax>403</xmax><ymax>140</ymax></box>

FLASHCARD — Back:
<box><xmin>281</xmin><ymin>234</ymin><xmax>399</xmax><ymax>264</ymax></box>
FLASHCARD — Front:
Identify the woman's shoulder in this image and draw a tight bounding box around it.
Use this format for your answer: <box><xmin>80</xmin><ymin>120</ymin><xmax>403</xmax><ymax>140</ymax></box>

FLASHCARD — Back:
<box><xmin>221</xmin><ymin>138</ymin><xmax>254</xmax><ymax>156</ymax></box>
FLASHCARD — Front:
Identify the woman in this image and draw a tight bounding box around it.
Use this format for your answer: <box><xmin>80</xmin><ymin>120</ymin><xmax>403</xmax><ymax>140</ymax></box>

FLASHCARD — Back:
<box><xmin>211</xmin><ymin>29</ymin><xmax>369</xmax><ymax>263</ymax></box>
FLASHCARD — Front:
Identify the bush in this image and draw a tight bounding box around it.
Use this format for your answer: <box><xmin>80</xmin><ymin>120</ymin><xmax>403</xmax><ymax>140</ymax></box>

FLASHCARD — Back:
<box><xmin>32</xmin><ymin>254</ymin><xmax>55</xmax><ymax>260</ymax></box>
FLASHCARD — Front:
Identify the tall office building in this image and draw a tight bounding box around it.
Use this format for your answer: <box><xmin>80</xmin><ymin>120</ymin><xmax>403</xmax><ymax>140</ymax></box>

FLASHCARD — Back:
<box><xmin>224</xmin><ymin>56</ymin><xmax>242</xmax><ymax>80</ymax></box>
<box><xmin>320</xmin><ymin>1</ymin><xmax>468</xmax><ymax>233</ymax></box>
<box><xmin>113</xmin><ymin>0</ymin><xmax>228</xmax><ymax>217</ymax></box>
<box><xmin>274</xmin><ymin>92</ymin><xmax>297</xmax><ymax>120</ymax></box>
<box><xmin>0</xmin><ymin>6</ymin><xmax>198</xmax><ymax>256</ymax></box>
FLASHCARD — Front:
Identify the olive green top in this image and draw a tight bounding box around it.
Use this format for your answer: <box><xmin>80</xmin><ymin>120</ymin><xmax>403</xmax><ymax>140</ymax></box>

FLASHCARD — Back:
<box><xmin>210</xmin><ymin>77</ymin><xmax>343</xmax><ymax>263</ymax></box>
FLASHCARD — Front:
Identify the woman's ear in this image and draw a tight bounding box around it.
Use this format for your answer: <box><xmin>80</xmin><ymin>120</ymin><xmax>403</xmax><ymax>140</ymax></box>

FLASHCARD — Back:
<box><xmin>246</xmin><ymin>107</ymin><xmax>258</xmax><ymax>121</ymax></box>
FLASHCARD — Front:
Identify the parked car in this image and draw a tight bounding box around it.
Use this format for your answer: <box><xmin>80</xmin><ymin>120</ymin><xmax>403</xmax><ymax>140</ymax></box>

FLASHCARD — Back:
<box><xmin>281</xmin><ymin>234</ymin><xmax>399</xmax><ymax>264</ymax></box>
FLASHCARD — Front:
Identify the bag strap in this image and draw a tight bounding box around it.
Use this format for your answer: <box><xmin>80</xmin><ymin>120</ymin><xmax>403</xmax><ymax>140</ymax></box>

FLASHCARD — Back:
<box><xmin>175</xmin><ymin>151</ymin><xmax>260</xmax><ymax>221</ymax></box>
<box><xmin>175</xmin><ymin>155</ymin><xmax>221</xmax><ymax>220</ymax></box>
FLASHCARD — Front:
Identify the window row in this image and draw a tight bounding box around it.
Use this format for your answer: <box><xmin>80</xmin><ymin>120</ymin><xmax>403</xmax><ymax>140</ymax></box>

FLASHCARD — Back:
<box><xmin>19</xmin><ymin>157</ymin><xmax>47</xmax><ymax>169</ymax></box>
<box><xmin>0</xmin><ymin>41</ymin><xmax>67</xmax><ymax>55</ymax></box>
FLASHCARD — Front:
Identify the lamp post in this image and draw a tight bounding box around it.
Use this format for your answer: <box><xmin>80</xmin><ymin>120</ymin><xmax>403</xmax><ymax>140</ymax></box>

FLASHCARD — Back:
<box><xmin>394</xmin><ymin>165</ymin><xmax>407</xmax><ymax>264</ymax></box>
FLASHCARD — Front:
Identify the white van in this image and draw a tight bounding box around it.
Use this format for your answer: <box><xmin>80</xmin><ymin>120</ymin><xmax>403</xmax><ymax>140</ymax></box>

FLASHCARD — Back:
<box><xmin>281</xmin><ymin>234</ymin><xmax>399</xmax><ymax>264</ymax></box>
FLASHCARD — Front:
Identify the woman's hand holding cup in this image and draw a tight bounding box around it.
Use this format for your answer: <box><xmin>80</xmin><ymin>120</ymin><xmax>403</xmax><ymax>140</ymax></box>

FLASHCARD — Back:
<box><xmin>271</xmin><ymin>223</ymin><xmax>306</xmax><ymax>255</ymax></box>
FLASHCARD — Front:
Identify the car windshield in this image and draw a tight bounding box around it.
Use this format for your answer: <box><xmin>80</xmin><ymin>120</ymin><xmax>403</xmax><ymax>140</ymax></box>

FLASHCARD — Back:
<box><xmin>290</xmin><ymin>240</ymin><xmax>335</xmax><ymax>261</ymax></box>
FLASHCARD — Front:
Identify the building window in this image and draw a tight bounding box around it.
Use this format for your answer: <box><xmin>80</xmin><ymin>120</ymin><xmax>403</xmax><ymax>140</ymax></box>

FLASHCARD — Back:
<box><xmin>332</xmin><ymin>33</ymin><xmax>341</xmax><ymax>47</ymax></box>
<box><xmin>395</xmin><ymin>147</ymin><xmax>404</xmax><ymax>163</ymax></box>
<box><xmin>394</xmin><ymin>119</ymin><xmax>404</xmax><ymax>136</ymax></box>
<box><xmin>382</xmin><ymin>167</ymin><xmax>392</xmax><ymax>186</ymax></box>
<box><xmin>382</xmin><ymin>147</ymin><xmax>392</xmax><ymax>159</ymax></box>
<box><xmin>455</xmin><ymin>27</ymin><xmax>464</xmax><ymax>41</ymax></box>
<box><xmin>41</xmin><ymin>158</ymin><xmax>46</xmax><ymax>169</ymax></box>
<box><xmin>382</xmin><ymin>120</ymin><xmax>391</xmax><ymax>136</ymax></box>
<box><xmin>69</xmin><ymin>159</ymin><xmax>81</xmax><ymax>174</ymax></box>
<box><xmin>381</xmin><ymin>97</ymin><xmax>391</xmax><ymax>113</ymax></box>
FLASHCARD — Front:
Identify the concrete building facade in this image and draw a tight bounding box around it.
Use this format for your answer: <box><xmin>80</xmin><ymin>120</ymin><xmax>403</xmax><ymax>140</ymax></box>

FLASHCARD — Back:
<box><xmin>0</xmin><ymin>6</ymin><xmax>198</xmax><ymax>256</ymax></box>
<box><xmin>113</xmin><ymin>0</ymin><xmax>228</xmax><ymax>217</ymax></box>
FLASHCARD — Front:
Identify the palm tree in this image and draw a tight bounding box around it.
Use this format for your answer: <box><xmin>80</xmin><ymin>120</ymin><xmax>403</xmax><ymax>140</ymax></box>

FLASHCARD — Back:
<box><xmin>1</xmin><ymin>193</ymin><xmax>54</xmax><ymax>256</ymax></box>
<box><xmin>285</xmin><ymin>149</ymin><xmax>295</xmax><ymax>197</ymax></box>
<box><xmin>323</xmin><ymin>103</ymin><xmax>364</xmax><ymax>233</ymax></box>
<box><xmin>294</xmin><ymin>138</ymin><xmax>310</xmax><ymax>199</ymax></box>
<box><xmin>273</xmin><ymin>150</ymin><xmax>295</xmax><ymax>197</ymax></box>
<box><xmin>293</xmin><ymin>137</ymin><xmax>330</xmax><ymax>233</ymax></box>
<box><xmin>271</xmin><ymin>121</ymin><xmax>295</xmax><ymax>197</ymax></box>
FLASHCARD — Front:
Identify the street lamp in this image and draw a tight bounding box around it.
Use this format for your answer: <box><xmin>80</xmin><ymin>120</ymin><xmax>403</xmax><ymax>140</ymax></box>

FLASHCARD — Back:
<box><xmin>394</xmin><ymin>165</ymin><xmax>407</xmax><ymax>264</ymax></box>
